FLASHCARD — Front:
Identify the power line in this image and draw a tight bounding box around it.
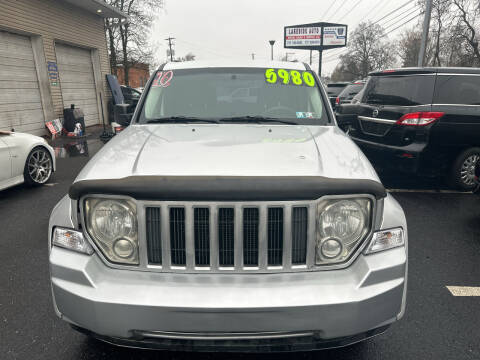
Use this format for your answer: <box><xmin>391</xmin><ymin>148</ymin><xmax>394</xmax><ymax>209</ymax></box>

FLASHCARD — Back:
<box><xmin>381</xmin><ymin>5</ymin><xmax>420</xmax><ymax>28</ymax></box>
<box><xmin>321</xmin><ymin>1</ymin><xmax>420</xmax><ymax>61</ymax></box>
<box><xmin>302</xmin><ymin>1</ymin><xmax>420</xmax><ymax>65</ymax></box>
<box><xmin>381</xmin><ymin>12</ymin><xmax>422</xmax><ymax>37</ymax></box>
<box><xmin>383</xmin><ymin>7</ymin><xmax>421</xmax><ymax>32</ymax></box>
<box><xmin>329</xmin><ymin>0</ymin><xmax>350</xmax><ymax>21</ymax></box>
<box><xmin>370</xmin><ymin>0</ymin><xmax>415</xmax><ymax>25</ymax></box>
<box><xmin>323</xmin><ymin>0</ymin><xmax>339</xmax><ymax>20</ymax></box>
<box><xmin>322</xmin><ymin>12</ymin><xmax>423</xmax><ymax>65</ymax></box>
<box><xmin>337</xmin><ymin>0</ymin><xmax>366</xmax><ymax>22</ymax></box>
<box><xmin>364</xmin><ymin>0</ymin><xmax>390</xmax><ymax>20</ymax></box>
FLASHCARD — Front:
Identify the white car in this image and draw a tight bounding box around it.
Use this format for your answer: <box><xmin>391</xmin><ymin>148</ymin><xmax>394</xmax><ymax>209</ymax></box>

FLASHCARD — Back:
<box><xmin>0</xmin><ymin>131</ymin><xmax>55</xmax><ymax>190</ymax></box>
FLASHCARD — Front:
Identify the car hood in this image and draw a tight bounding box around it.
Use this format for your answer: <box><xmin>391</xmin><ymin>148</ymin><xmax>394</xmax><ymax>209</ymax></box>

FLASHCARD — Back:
<box><xmin>75</xmin><ymin>124</ymin><xmax>379</xmax><ymax>182</ymax></box>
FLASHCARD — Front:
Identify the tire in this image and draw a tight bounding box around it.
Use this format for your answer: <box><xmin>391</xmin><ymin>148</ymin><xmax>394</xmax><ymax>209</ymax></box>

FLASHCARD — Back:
<box><xmin>24</xmin><ymin>146</ymin><xmax>53</xmax><ymax>186</ymax></box>
<box><xmin>449</xmin><ymin>147</ymin><xmax>480</xmax><ymax>191</ymax></box>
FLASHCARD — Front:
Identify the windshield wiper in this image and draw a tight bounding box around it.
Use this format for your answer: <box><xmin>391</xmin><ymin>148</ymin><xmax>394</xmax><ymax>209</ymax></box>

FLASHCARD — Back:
<box><xmin>220</xmin><ymin>116</ymin><xmax>297</xmax><ymax>125</ymax></box>
<box><xmin>147</xmin><ymin>116</ymin><xmax>219</xmax><ymax>124</ymax></box>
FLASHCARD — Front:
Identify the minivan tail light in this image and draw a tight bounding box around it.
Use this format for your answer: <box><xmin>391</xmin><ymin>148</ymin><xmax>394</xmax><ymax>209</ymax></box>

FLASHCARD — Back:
<box><xmin>396</xmin><ymin>112</ymin><xmax>444</xmax><ymax>126</ymax></box>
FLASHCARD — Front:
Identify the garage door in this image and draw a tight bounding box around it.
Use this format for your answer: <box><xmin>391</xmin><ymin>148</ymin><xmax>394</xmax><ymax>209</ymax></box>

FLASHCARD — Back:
<box><xmin>0</xmin><ymin>31</ymin><xmax>45</xmax><ymax>134</ymax></box>
<box><xmin>56</xmin><ymin>43</ymin><xmax>99</xmax><ymax>126</ymax></box>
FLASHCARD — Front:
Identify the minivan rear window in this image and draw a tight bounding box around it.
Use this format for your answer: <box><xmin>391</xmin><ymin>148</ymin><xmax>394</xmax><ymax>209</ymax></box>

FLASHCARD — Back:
<box><xmin>434</xmin><ymin>75</ymin><xmax>480</xmax><ymax>105</ymax></box>
<box><xmin>327</xmin><ymin>84</ymin><xmax>347</xmax><ymax>97</ymax></box>
<box><xmin>339</xmin><ymin>83</ymin><xmax>364</xmax><ymax>98</ymax></box>
<box><xmin>363</xmin><ymin>75</ymin><xmax>435</xmax><ymax>106</ymax></box>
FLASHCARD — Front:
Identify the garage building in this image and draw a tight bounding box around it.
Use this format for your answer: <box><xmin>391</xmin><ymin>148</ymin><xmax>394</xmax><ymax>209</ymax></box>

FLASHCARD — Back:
<box><xmin>0</xmin><ymin>0</ymin><xmax>125</xmax><ymax>135</ymax></box>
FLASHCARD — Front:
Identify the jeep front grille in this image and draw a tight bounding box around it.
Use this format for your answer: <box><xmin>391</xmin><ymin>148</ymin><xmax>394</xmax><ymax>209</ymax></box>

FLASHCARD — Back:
<box><xmin>144</xmin><ymin>202</ymin><xmax>314</xmax><ymax>272</ymax></box>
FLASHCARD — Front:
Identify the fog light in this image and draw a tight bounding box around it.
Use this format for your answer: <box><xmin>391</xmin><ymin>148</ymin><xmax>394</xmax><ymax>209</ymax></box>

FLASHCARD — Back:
<box><xmin>321</xmin><ymin>238</ymin><xmax>343</xmax><ymax>259</ymax></box>
<box><xmin>365</xmin><ymin>228</ymin><xmax>404</xmax><ymax>254</ymax></box>
<box><xmin>52</xmin><ymin>227</ymin><xmax>93</xmax><ymax>255</ymax></box>
<box><xmin>113</xmin><ymin>238</ymin><xmax>135</xmax><ymax>258</ymax></box>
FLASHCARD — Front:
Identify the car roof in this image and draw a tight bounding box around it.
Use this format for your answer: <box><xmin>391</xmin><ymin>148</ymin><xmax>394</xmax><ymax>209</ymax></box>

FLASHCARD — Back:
<box><xmin>162</xmin><ymin>60</ymin><xmax>309</xmax><ymax>71</ymax></box>
<box><xmin>369</xmin><ymin>67</ymin><xmax>480</xmax><ymax>76</ymax></box>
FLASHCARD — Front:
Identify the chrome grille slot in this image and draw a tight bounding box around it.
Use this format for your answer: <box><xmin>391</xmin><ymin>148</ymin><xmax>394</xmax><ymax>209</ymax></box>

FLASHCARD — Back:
<box><xmin>146</xmin><ymin>207</ymin><xmax>162</xmax><ymax>265</ymax></box>
<box><xmin>194</xmin><ymin>208</ymin><xmax>210</xmax><ymax>266</ymax></box>
<box><xmin>218</xmin><ymin>208</ymin><xmax>234</xmax><ymax>267</ymax></box>
<box><xmin>267</xmin><ymin>208</ymin><xmax>284</xmax><ymax>266</ymax></box>
<box><xmin>292</xmin><ymin>207</ymin><xmax>308</xmax><ymax>264</ymax></box>
<box><xmin>170</xmin><ymin>207</ymin><xmax>186</xmax><ymax>266</ymax></box>
<box><xmin>243</xmin><ymin>208</ymin><xmax>259</xmax><ymax>266</ymax></box>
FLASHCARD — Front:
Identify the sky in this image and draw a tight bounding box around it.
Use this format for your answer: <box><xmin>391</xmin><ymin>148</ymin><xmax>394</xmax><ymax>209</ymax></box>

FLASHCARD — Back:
<box><xmin>149</xmin><ymin>0</ymin><xmax>423</xmax><ymax>76</ymax></box>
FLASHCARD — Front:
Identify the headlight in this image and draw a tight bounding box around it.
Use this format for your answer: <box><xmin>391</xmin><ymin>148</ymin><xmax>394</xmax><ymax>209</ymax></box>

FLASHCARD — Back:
<box><xmin>84</xmin><ymin>198</ymin><xmax>139</xmax><ymax>265</ymax></box>
<box><xmin>316</xmin><ymin>198</ymin><xmax>372</xmax><ymax>265</ymax></box>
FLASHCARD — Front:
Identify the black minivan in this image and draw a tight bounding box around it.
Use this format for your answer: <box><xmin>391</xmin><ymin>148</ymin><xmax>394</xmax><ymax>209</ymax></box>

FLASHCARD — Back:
<box><xmin>336</xmin><ymin>67</ymin><xmax>480</xmax><ymax>190</ymax></box>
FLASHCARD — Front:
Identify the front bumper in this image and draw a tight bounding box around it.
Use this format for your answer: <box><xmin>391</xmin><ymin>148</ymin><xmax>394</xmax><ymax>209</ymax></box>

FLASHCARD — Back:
<box><xmin>50</xmin><ymin>244</ymin><xmax>407</xmax><ymax>351</ymax></box>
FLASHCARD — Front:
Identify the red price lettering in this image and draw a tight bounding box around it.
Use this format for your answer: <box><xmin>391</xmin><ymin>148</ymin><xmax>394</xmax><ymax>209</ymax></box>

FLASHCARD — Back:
<box><xmin>152</xmin><ymin>71</ymin><xmax>163</xmax><ymax>87</ymax></box>
<box><xmin>160</xmin><ymin>70</ymin><xmax>173</xmax><ymax>87</ymax></box>
<box><xmin>152</xmin><ymin>71</ymin><xmax>173</xmax><ymax>87</ymax></box>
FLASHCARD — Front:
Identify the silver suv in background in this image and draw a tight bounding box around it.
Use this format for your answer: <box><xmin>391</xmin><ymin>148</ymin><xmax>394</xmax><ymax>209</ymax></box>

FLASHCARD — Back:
<box><xmin>49</xmin><ymin>61</ymin><xmax>407</xmax><ymax>352</ymax></box>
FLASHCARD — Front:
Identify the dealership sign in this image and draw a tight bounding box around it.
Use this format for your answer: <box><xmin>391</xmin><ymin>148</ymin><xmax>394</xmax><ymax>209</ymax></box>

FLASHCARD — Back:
<box><xmin>285</xmin><ymin>26</ymin><xmax>322</xmax><ymax>47</ymax></box>
<box><xmin>284</xmin><ymin>22</ymin><xmax>347</xmax><ymax>50</ymax></box>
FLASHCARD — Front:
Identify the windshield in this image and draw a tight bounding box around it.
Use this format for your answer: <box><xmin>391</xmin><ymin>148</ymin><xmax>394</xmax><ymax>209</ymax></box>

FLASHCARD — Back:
<box><xmin>326</xmin><ymin>84</ymin><xmax>347</xmax><ymax>97</ymax></box>
<box><xmin>363</xmin><ymin>75</ymin><xmax>435</xmax><ymax>106</ymax></box>
<box><xmin>138</xmin><ymin>67</ymin><xmax>330</xmax><ymax>125</ymax></box>
<box><xmin>339</xmin><ymin>84</ymin><xmax>364</xmax><ymax>98</ymax></box>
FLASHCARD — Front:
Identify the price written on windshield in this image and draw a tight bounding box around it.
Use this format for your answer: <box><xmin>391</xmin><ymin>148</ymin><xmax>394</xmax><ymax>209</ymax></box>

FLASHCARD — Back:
<box><xmin>265</xmin><ymin>69</ymin><xmax>316</xmax><ymax>87</ymax></box>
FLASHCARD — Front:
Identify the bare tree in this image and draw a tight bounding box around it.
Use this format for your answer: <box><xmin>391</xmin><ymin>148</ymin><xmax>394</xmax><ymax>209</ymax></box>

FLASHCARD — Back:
<box><xmin>334</xmin><ymin>22</ymin><xmax>396</xmax><ymax>80</ymax></box>
<box><xmin>104</xmin><ymin>0</ymin><xmax>164</xmax><ymax>85</ymax></box>
<box><xmin>430</xmin><ymin>0</ymin><xmax>452</xmax><ymax>65</ymax></box>
<box><xmin>398</xmin><ymin>29</ymin><xmax>422</xmax><ymax>67</ymax></box>
<box><xmin>397</xmin><ymin>27</ymin><xmax>439</xmax><ymax>67</ymax></box>
<box><xmin>451</xmin><ymin>0</ymin><xmax>480</xmax><ymax>65</ymax></box>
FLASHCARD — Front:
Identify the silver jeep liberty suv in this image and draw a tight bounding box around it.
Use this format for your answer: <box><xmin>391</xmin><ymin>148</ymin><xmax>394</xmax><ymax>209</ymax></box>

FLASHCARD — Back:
<box><xmin>49</xmin><ymin>60</ymin><xmax>407</xmax><ymax>352</ymax></box>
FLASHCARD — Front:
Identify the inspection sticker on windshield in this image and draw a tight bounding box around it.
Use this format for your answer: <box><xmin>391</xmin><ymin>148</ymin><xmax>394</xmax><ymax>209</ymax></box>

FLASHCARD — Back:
<box><xmin>265</xmin><ymin>68</ymin><xmax>316</xmax><ymax>87</ymax></box>
<box><xmin>152</xmin><ymin>70</ymin><xmax>173</xmax><ymax>87</ymax></box>
<box><xmin>296</xmin><ymin>112</ymin><xmax>314</xmax><ymax>118</ymax></box>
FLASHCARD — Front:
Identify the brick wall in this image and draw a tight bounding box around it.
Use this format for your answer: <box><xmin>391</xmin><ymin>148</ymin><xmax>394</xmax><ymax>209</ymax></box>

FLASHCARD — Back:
<box><xmin>115</xmin><ymin>63</ymin><xmax>150</xmax><ymax>88</ymax></box>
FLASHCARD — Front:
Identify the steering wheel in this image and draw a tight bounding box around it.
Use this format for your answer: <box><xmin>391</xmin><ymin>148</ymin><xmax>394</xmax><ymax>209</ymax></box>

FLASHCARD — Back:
<box><xmin>264</xmin><ymin>105</ymin><xmax>297</xmax><ymax>117</ymax></box>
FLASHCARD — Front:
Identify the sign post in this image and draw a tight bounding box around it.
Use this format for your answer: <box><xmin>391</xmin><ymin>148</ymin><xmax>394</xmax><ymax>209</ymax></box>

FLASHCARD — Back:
<box><xmin>284</xmin><ymin>22</ymin><xmax>347</xmax><ymax>77</ymax></box>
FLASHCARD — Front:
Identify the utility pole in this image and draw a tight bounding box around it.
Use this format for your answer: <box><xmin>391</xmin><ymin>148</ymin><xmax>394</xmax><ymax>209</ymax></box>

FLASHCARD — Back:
<box><xmin>318</xmin><ymin>50</ymin><xmax>323</xmax><ymax>78</ymax></box>
<box><xmin>269</xmin><ymin>40</ymin><xmax>275</xmax><ymax>61</ymax></box>
<box><xmin>251</xmin><ymin>53</ymin><xmax>255</xmax><ymax>60</ymax></box>
<box><xmin>418</xmin><ymin>0</ymin><xmax>433</xmax><ymax>67</ymax></box>
<box><xmin>310</xmin><ymin>50</ymin><xmax>313</xmax><ymax>65</ymax></box>
<box><xmin>165</xmin><ymin>37</ymin><xmax>175</xmax><ymax>62</ymax></box>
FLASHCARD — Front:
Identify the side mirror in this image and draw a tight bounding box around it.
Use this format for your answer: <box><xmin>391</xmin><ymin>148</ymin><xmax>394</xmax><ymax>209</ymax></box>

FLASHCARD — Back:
<box><xmin>114</xmin><ymin>104</ymin><xmax>133</xmax><ymax>126</ymax></box>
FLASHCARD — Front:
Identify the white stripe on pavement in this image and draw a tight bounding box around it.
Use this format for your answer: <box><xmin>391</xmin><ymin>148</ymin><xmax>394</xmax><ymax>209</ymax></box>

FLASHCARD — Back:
<box><xmin>446</xmin><ymin>286</ymin><xmax>480</xmax><ymax>296</ymax></box>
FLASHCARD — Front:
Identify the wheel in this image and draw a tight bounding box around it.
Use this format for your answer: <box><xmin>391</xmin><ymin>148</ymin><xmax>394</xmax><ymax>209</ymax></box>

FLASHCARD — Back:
<box><xmin>24</xmin><ymin>146</ymin><xmax>53</xmax><ymax>186</ymax></box>
<box><xmin>449</xmin><ymin>147</ymin><xmax>480</xmax><ymax>191</ymax></box>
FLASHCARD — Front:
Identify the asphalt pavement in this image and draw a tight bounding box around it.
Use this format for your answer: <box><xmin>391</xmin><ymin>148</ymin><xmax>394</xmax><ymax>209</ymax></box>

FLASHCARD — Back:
<box><xmin>1</xmin><ymin>131</ymin><xmax>479</xmax><ymax>360</ymax></box>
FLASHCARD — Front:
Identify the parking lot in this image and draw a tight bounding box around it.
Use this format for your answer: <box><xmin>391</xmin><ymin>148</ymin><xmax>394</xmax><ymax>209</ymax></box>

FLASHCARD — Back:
<box><xmin>0</xmin><ymin>134</ymin><xmax>479</xmax><ymax>360</ymax></box>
